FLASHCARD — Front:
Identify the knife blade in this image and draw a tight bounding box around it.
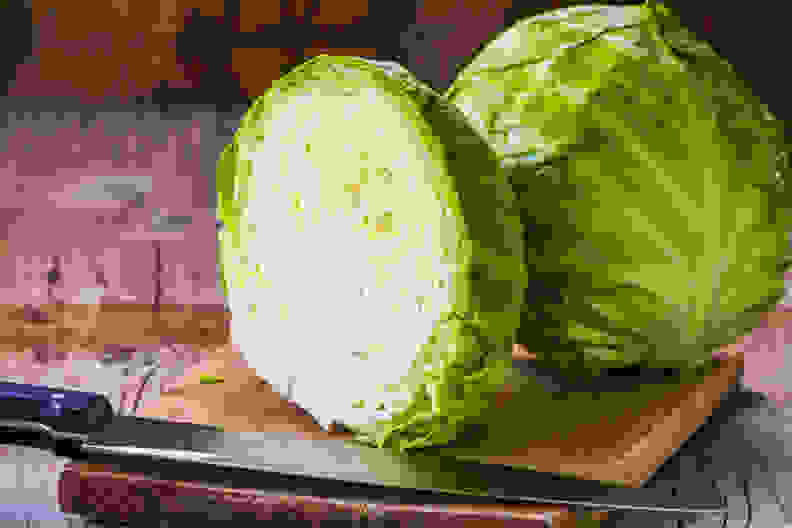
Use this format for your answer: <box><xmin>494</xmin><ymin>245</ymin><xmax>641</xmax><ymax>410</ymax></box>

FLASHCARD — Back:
<box><xmin>0</xmin><ymin>382</ymin><xmax>725</xmax><ymax>518</ymax></box>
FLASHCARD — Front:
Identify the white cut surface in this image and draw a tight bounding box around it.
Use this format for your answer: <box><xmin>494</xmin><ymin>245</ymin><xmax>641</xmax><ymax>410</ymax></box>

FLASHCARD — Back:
<box><xmin>227</xmin><ymin>88</ymin><xmax>464</xmax><ymax>429</ymax></box>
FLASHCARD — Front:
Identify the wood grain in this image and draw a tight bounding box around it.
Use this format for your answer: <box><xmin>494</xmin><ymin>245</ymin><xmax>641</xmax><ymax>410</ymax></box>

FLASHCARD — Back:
<box><xmin>481</xmin><ymin>354</ymin><xmax>742</xmax><ymax>487</ymax></box>
<box><xmin>0</xmin><ymin>303</ymin><xmax>229</xmax><ymax>350</ymax></box>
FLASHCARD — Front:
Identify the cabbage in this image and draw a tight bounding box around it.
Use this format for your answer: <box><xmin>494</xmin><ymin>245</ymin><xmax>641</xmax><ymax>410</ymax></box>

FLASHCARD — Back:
<box><xmin>216</xmin><ymin>55</ymin><xmax>528</xmax><ymax>451</ymax></box>
<box><xmin>446</xmin><ymin>2</ymin><xmax>792</xmax><ymax>372</ymax></box>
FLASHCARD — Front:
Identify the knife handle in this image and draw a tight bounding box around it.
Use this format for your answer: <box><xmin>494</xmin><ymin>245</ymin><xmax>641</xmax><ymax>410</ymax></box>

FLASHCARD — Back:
<box><xmin>0</xmin><ymin>382</ymin><xmax>114</xmax><ymax>433</ymax></box>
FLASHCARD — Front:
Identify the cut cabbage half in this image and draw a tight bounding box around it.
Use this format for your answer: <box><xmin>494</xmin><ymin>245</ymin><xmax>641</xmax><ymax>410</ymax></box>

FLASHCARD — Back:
<box><xmin>216</xmin><ymin>55</ymin><xmax>527</xmax><ymax>451</ymax></box>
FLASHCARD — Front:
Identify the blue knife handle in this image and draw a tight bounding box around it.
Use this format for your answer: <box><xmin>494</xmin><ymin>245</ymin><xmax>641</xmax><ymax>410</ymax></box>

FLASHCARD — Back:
<box><xmin>0</xmin><ymin>382</ymin><xmax>114</xmax><ymax>433</ymax></box>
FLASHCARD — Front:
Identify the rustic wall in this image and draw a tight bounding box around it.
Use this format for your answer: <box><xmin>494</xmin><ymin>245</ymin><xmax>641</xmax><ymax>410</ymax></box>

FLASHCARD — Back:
<box><xmin>0</xmin><ymin>97</ymin><xmax>246</xmax><ymax>393</ymax></box>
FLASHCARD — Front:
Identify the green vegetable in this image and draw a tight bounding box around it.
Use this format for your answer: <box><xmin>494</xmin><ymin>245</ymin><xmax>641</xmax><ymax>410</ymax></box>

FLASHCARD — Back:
<box><xmin>216</xmin><ymin>55</ymin><xmax>528</xmax><ymax>452</ymax></box>
<box><xmin>446</xmin><ymin>2</ymin><xmax>791</xmax><ymax>373</ymax></box>
<box><xmin>199</xmin><ymin>375</ymin><xmax>225</xmax><ymax>385</ymax></box>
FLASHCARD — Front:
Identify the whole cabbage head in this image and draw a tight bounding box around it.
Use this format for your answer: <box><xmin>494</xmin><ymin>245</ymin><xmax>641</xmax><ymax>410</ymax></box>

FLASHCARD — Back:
<box><xmin>446</xmin><ymin>1</ymin><xmax>792</xmax><ymax>374</ymax></box>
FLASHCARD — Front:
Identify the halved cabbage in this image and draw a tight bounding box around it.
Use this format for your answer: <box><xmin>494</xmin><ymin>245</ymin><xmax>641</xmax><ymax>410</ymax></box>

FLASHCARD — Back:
<box><xmin>216</xmin><ymin>55</ymin><xmax>528</xmax><ymax>451</ymax></box>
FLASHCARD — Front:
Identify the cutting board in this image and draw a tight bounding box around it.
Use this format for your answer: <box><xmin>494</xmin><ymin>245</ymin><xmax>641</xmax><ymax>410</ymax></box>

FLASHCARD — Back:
<box><xmin>439</xmin><ymin>351</ymin><xmax>743</xmax><ymax>487</ymax></box>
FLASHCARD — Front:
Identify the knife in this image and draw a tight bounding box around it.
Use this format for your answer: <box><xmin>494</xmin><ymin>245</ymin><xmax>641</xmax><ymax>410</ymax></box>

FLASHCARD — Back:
<box><xmin>0</xmin><ymin>381</ymin><xmax>725</xmax><ymax>520</ymax></box>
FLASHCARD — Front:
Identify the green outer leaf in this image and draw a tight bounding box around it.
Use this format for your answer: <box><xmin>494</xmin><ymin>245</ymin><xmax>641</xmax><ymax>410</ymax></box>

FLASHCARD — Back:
<box><xmin>199</xmin><ymin>375</ymin><xmax>225</xmax><ymax>385</ymax></box>
<box><xmin>446</xmin><ymin>2</ymin><xmax>792</xmax><ymax>371</ymax></box>
<box><xmin>215</xmin><ymin>142</ymin><xmax>237</xmax><ymax>302</ymax></box>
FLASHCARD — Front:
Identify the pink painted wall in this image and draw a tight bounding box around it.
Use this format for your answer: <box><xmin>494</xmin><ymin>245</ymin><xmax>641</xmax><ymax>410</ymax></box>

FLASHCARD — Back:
<box><xmin>730</xmin><ymin>314</ymin><xmax>792</xmax><ymax>408</ymax></box>
<box><xmin>0</xmin><ymin>102</ymin><xmax>236</xmax><ymax>395</ymax></box>
<box><xmin>0</xmin><ymin>112</ymin><xmax>223</xmax><ymax>308</ymax></box>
